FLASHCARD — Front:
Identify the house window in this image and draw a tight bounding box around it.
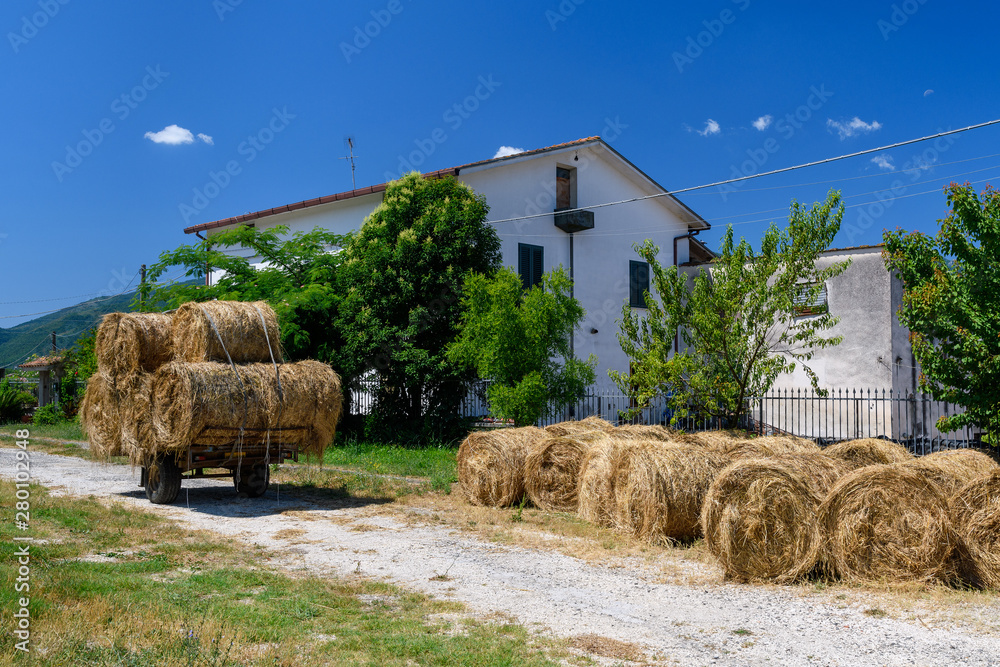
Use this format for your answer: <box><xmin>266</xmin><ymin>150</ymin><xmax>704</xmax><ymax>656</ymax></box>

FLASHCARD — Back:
<box><xmin>794</xmin><ymin>282</ymin><xmax>828</xmax><ymax>316</ymax></box>
<box><xmin>556</xmin><ymin>166</ymin><xmax>575</xmax><ymax>210</ymax></box>
<box><xmin>519</xmin><ymin>243</ymin><xmax>544</xmax><ymax>289</ymax></box>
<box><xmin>630</xmin><ymin>260</ymin><xmax>649</xmax><ymax>308</ymax></box>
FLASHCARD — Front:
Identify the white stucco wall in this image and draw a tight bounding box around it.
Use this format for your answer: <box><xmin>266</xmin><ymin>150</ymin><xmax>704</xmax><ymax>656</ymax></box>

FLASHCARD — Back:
<box><xmin>206</xmin><ymin>142</ymin><xmax>699</xmax><ymax>384</ymax></box>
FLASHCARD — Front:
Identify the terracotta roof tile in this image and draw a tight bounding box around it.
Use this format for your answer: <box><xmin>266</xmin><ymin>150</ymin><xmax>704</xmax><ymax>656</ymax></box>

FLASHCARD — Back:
<box><xmin>18</xmin><ymin>355</ymin><xmax>64</xmax><ymax>369</ymax></box>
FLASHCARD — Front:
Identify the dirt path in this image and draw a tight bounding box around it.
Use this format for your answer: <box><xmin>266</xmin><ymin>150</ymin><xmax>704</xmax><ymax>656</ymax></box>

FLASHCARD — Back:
<box><xmin>4</xmin><ymin>447</ymin><xmax>1000</xmax><ymax>666</ymax></box>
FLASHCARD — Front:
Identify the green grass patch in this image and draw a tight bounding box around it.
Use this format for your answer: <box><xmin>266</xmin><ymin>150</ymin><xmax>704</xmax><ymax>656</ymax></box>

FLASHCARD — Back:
<box><xmin>0</xmin><ymin>481</ymin><xmax>571</xmax><ymax>666</ymax></box>
<box><xmin>0</xmin><ymin>419</ymin><xmax>86</xmax><ymax>442</ymax></box>
<box><xmin>301</xmin><ymin>441</ymin><xmax>458</xmax><ymax>493</ymax></box>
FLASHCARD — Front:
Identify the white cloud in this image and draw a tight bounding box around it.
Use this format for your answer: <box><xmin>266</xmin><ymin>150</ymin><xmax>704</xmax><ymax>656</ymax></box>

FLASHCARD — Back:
<box><xmin>493</xmin><ymin>145</ymin><xmax>524</xmax><ymax>158</ymax></box>
<box><xmin>826</xmin><ymin>116</ymin><xmax>883</xmax><ymax>140</ymax></box>
<box><xmin>144</xmin><ymin>124</ymin><xmax>196</xmax><ymax>145</ymax></box>
<box><xmin>697</xmin><ymin>119</ymin><xmax>721</xmax><ymax>137</ymax></box>
<box><xmin>924</xmin><ymin>89</ymin><xmax>934</xmax><ymax>97</ymax></box>
<box><xmin>197</xmin><ymin>133</ymin><xmax>214</xmax><ymax>145</ymax></box>
<box><xmin>752</xmin><ymin>115</ymin><xmax>773</xmax><ymax>131</ymax></box>
<box><xmin>871</xmin><ymin>154</ymin><xmax>895</xmax><ymax>171</ymax></box>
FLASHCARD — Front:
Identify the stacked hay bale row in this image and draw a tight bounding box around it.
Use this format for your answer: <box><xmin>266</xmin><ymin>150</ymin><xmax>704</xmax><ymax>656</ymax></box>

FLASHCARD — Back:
<box><xmin>80</xmin><ymin>301</ymin><xmax>342</xmax><ymax>465</ymax></box>
<box><xmin>458</xmin><ymin>423</ymin><xmax>1000</xmax><ymax>588</ymax></box>
<box><xmin>703</xmin><ymin>440</ymin><xmax>1000</xmax><ymax>587</ymax></box>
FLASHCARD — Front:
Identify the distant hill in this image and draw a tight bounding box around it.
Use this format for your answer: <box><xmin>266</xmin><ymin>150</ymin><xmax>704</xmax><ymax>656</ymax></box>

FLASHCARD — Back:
<box><xmin>0</xmin><ymin>291</ymin><xmax>139</xmax><ymax>369</ymax></box>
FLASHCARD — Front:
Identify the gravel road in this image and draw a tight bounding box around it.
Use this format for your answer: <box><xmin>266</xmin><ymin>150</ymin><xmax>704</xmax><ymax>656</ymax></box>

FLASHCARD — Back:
<box><xmin>4</xmin><ymin>447</ymin><xmax>999</xmax><ymax>666</ymax></box>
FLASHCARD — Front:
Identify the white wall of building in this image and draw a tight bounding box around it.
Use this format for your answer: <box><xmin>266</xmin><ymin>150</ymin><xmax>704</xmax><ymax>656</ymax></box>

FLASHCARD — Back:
<box><xmin>206</xmin><ymin>141</ymin><xmax>701</xmax><ymax>385</ymax></box>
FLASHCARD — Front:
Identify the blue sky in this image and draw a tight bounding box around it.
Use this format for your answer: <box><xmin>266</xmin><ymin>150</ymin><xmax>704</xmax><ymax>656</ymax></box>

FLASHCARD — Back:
<box><xmin>3</xmin><ymin>0</ymin><xmax>999</xmax><ymax>333</ymax></box>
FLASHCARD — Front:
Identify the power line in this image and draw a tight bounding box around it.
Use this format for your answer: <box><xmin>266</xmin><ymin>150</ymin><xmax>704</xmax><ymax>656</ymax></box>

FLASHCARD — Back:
<box><xmin>0</xmin><ymin>269</ymin><xmax>141</xmax><ymax>321</ymax></box>
<box><xmin>486</xmin><ymin>119</ymin><xmax>1000</xmax><ymax>225</ymax></box>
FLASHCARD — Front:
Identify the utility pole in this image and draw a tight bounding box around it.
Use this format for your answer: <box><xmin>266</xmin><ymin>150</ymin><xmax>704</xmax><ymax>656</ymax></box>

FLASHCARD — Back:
<box><xmin>140</xmin><ymin>264</ymin><xmax>147</xmax><ymax>311</ymax></box>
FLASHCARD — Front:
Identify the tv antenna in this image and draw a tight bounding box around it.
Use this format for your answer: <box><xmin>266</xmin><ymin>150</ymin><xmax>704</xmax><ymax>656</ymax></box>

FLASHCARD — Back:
<box><xmin>339</xmin><ymin>136</ymin><xmax>359</xmax><ymax>191</ymax></box>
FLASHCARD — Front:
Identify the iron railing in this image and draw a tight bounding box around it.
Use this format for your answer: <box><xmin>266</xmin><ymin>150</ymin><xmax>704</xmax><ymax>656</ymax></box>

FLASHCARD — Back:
<box><xmin>349</xmin><ymin>379</ymin><xmax>984</xmax><ymax>453</ymax></box>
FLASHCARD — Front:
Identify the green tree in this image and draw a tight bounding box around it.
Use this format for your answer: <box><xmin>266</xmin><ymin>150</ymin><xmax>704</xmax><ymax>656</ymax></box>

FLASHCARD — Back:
<box><xmin>613</xmin><ymin>190</ymin><xmax>850</xmax><ymax>425</ymax></box>
<box><xmin>339</xmin><ymin>173</ymin><xmax>502</xmax><ymax>442</ymax></box>
<box><xmin>883</xmin><ymin>183</ymin><xmax>1000</xmax><ymax>438</ymax></box>
<box><xmin>146</xmin><ymin>224</ymin><xmax>353</xmax><ymax>372</ymax></box>
<box><xmin>448</xmin><ymin>267</ymin><xmax>597</xmax><ymax>426</ymax></box>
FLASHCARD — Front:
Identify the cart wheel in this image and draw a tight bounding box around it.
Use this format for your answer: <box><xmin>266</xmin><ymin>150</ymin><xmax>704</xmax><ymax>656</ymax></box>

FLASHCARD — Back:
<box><xmin>146</xmin><ymin>454</ymin><xmax>182</xmax><ymax>504</ymax></box>
<box><xmin>234</xmin><ymin>463</ymin><xmax>270</xmax><ymax>498</ymax></box>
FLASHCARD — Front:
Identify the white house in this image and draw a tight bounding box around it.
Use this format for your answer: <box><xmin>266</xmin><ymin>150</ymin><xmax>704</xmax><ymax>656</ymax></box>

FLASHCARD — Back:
<box><xmin>183</xmin><ymin>137</ymin><xmax>713</xmax><ymax>382</ymax></box>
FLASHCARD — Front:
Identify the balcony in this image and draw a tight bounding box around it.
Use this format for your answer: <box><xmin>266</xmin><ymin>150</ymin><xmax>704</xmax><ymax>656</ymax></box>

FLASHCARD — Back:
<box><xmin>554</xmin><ymin>208</ymin><xmax>594</xmax><ymax>234</ymax></box>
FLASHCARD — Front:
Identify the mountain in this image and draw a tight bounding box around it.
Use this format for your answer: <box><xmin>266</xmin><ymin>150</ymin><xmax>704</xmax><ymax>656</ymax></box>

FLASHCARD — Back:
<box><xmin>0</xmin><ymin>291</ymin><xmax>138</xmax><ymax>369</ymax></box>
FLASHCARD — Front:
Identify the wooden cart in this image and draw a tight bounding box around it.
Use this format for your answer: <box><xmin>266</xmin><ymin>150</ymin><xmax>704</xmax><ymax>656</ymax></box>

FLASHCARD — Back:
<box><xmin>140</xmin><ymin>426</ymin><xmax>309</xmax><ymax>504</ymax></box>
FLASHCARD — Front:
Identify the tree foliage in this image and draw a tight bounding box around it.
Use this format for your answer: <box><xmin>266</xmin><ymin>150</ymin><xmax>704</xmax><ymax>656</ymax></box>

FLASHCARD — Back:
<box><xmin>338</xmin><ymin>173</ymin><xmax>502</xmax><ymax>442</ymax></box>
<box><xmin>883</xmin><ymin>183</ymin><xmax>1000</xmax><ymax>437</ymax></box>
<box><xmin>613</xmin><ymin>190</ymin><xmax>850</xmax><ymax>425</ymax></box>
<box><xmin>146</xmin><ymin>224</ymin><xmax>353</xmax><ymax>370</ymax></box>
<box><xmin>448</xmin><ymin>267</ymin><xmax>597</xmax><ymax>426</ymax></box>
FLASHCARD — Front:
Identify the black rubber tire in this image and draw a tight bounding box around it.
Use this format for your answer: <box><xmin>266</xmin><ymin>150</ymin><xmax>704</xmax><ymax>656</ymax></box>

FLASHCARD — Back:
<box><xmin>234</xmin><ymin>463</ymin><xmax>270</xmax><ymax>498</ymax></box>
<box><xmin>145</xmin><ymin>454</ymin><xmax>182</xmax><ymax>504</ymax></box>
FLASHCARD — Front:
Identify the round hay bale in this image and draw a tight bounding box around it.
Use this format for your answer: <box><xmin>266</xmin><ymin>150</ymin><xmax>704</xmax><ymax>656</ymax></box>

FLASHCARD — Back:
<box><xmin>716</xmin><ymin>435</ymin><xmax>819</xmax><ymax>459</ymax></box>
<box><xmin>524</xmin><ymin>430</ymin><xmax>615</xmax><ymax>512</ymax></box>
<box><xmin>172</xmin><ymin>300</ymin><xmax>282</xmax><ymax>364</ymax></box>
<box><xmin>613</xmin><ymin>442</ymin><xmax>729</xmax><ymax>542</ymax></box>
<box><xmin>820</xmin><ymin>465</ymin><xmax>957</xmax><ymax>582</ymax></box>
<box><xmin>702</xmin><ymin>453</ymin><xmax>848</xmax><ymax>583</ymax></box>
<box><xmin>457</xmin><ymin>426</ymin><xmax>548</xmax><ymax>507</ymax></box>
<box><xmin>577</xmin><ymin>439</ymin><xmax>632</xmax><ymax>527</ymax></box>
<box><xmin>151</xmin><ymin>360</ymin><xmax>342</xmax><ymax>458</ymax></box>
<box><xmin>544</xmin><ymin>416</ymin><xmax>614</xmax><ymax>437</ymax></box>
<box><xmin>611</xmin><ymin>424</ymin><xmax>678</xmax><ymax>442</ymax></box>
<box><xmin>822</xmin><ymin>438</ymin><xmax>913</xmax><ymax>469</ymax></box>
<box><xmin>950</xmin><ymin>471</ymin><xmax>1000</xmax><ymax>589</ymax></box>
<box><xmin>118</xmin><ymin>373</ymin><xmax>155</xmax><ymax>466</ymax></box>
<box><xmin>79</xmin><ymin>374</ymin><xmax>124</xmax><ymax>459</ymax></box>
<box><xmin>901</xmin><ymin>449</ymin><xmax>1000</xmax><ymax>497</ymax></box>
<box><xmin>683</xmin><ymin>430</ymin><xmax>748</xmax><ymax>450</ymax></box>
<box><xmin>95</xmin><ymin>312</ymin><xmax>174</xmax><ymax>382</ymax></box>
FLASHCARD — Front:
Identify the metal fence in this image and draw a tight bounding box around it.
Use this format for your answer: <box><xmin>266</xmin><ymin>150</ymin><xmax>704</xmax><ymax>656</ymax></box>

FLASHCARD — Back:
<box><xmin>351</xmin><ymin>378</ymin><xmax>983</xmax><ymax>453</ymax></box>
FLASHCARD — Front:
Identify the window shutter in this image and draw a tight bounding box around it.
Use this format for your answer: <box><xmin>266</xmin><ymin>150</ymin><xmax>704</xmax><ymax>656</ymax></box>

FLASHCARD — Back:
<box><xmin>794</xmin><ymin>282</ymin><xmax>828</xmax><ymax>316</ymax></box>
<box><xmin>630</xmin><ymin>260</ymin><xmax>649</xmax><ymax>308</ymax></box>
<box><xmin>518</xmin><ymin>243</ymin><xmax>544</xmax><ymax>289</ymax></box>
<box><xmin>531</xmin><ymin>246</ymin><xmax>543</xmax><ymax>288</ymax></box>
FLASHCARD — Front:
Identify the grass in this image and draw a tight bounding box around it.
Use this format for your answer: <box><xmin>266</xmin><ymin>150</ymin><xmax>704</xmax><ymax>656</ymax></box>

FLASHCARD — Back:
<box><xmin>300</xmin><ymin>440</ymin><xmax>458</xmax><ymax>493</ymax></box>
<box><xmin>0</xmin><ymin>480</ymin><xmax>575</xmax><ymax>666</ymax></box>
<box><xmin>0</xmin><ymin>419</ymin><xmax>86</xmax><ymax>443</ymax></box>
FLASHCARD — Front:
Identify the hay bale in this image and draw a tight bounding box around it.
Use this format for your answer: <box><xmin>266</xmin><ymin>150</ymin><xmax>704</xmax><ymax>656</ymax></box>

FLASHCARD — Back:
<box><xmin>524</xmin><ymin>430</ymin><xmax>616</xmax><ymax>512</ymax></box>
<box><xmin>79</xmin><ymin>374</ymin><xmax>124</xmax><ymax>459</ymax></box>
<box><xmin>456</xmin><ymin>426</ymin><xmax>548</xmax><ymax>507</ymax></box>
<box><xmin>950</xmin><ymin>471</ymin><xmax>1000</xmax><ymax>589</ymax></box>
<box><xmin>823</xmin><ymin>438</ymin><xmax>913</xmax><ymax>469</ymax></box>
<box><xmin>172</xmin><ymin>300</ymin><xmax>282</xmax><ymax>364</ymax></box>
<box><xmin>820</xmin><ymin>465</ymin><xmax>957</xmax><ymax>582</ymax></box>
<box><xmin>702</xmin><ymin>453</ymin><xmax>848</xmax><ymax>583</ymax></box>
<box><xmin>150</xmin><ymin>360</ymin><xmax>342</xmax><ymax>461</ymax></box>
<box><xmin>118</xmin><ymin>373</ymin><xmax>155</xmax><ymax>464</ymax></box>
<box><xmin>95</xmin><ymin>312</ymin><xmax>174</xmax><ymax>382</ymax></box>
<box><xmin>901</xmin><ymin>449</ymin><xmax>1000</xmax><ymax>497</ymax></box>
<box><xmin>611</xmin><ymin>424</ymin><xmax>677</xmax><ymax>442</ymax></box>
<box><xmin>613</xmin><ymin>442</ymin><xmax>729</xmax><ymax>542</ymax></box>
<box><xmin>715</xmin><ymin>435</ymin><xmax>820</xmax><ymax>459</ymax></box>
<box><xmin>683</xmin><ymin>430</ymin><xmax>748</xmax><ymax>450</ymax></box>
<box><xmin>544</xmin><ymin>416</ymin><xmax>614</xmax><ymax>437</ymax></box>
<box><xmin>577</xmin><ymin>439</ymin><xmax>631</xmax><ymax>527</ymax></box>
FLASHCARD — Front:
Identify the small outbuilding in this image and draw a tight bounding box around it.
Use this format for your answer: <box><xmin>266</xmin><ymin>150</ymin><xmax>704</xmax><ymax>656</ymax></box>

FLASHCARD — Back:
<box><xmin>18</xmin><ymin>355</ymin><xmax>66</xmax><ymax>408</ymax></box>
